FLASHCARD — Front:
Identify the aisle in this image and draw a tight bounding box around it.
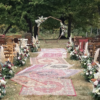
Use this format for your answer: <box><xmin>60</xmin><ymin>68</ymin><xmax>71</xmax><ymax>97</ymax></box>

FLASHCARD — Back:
<box><xmin>5</xmin><ymin>40</ymin><xmax>93</xmax><ymax>100</ymax></box>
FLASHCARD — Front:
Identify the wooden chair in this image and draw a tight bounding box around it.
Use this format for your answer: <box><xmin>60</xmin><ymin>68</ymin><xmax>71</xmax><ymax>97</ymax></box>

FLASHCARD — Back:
<box><xmin>2</xmin><ymin>44</ymin><xmax>15</xmax><ymax>63</ymax></box>
<box><xmin>73</xmin><ymin>36</ymin><xmax>82</xmax><ymax>46</ymax></box>
<box><xmin>88</xmin><ymin>42</ymin><xmax>100</xmax><ymax>58</ymax></box>
<box><xmin>0</xmin><ymin>38</ymin><xmax>6</xmax><ymax>45</ymax></box>
<box><xmin>25</xmin><ymin>33</ymin><xmax>32</xmax><ymax>45</ymax></box>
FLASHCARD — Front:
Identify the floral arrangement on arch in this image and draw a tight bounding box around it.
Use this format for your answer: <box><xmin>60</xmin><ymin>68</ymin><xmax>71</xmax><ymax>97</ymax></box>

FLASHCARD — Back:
<box><xmin>35</xmin><ymin>16</ymin><xmax>48</xmax><ymax>27</ymax></box>
<box><xmin>0</xmin><ymin>74</ymin><xmax>6</xmax><ymax>99</ymax></box>
<box><xmin>60</xmin><ymin>22</ymin><xmax>67</xmax><ymax>36</ymax></box>
<box><xmin>1</xmin><ymin>61</ymin><xmax>15</xmax><ymax>79</ymax></box>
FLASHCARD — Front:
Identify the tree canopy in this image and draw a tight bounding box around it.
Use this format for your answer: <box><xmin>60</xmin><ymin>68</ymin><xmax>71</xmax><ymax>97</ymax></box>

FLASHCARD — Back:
<box><xmin>0</xmin><ymin>0</ymin><xmax>100</xmax><ymax>38</ymax></box>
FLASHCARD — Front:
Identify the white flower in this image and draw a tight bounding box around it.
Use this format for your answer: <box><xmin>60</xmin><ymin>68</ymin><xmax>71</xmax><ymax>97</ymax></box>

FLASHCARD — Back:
<box><xmin>9</xmin><ymin>70</ymin><xmax>13</xmax><ymax>75</ymax></box>
<box><xmin>8</xmin><ymin>64</ymin><xmax>11</xmax><ymax>67</ymax></box>
<box><xmin>94</xmin><ymin>80</ymin><xmax>98</xmax><ymax>86</ymax></box>
<box><xmin>94</xmin><ymin>73</ymin><xmax>100</xmax><ymax>79</ymax></box>
<box><xmin>2</xmin><ymin>68</ymin><xmax>5</xmax><ymax>70</ymax></box>
<box><xmin>70</xmin><ymin>52</ymin><xmax>74</xmax><ymax>56</ymax></box>
<box><xmin>90</xmin><ymin>71</ymin><xmax>92</xmax><ymax>74</ymax></box>
<box><xmin>18</xmin><ymin>57</ymin><xmax>20</xmax><ymax>59</ymax></box>
<box><xmin>86</xmin><ymin>72</ymin><xmax>89</xmax><ymax>75</ymax></box>
<box><xmin>88</xmin><ymin>65</ymin><xmax>92</xmax><ymax>70</ymax></box>
<box><xmin>24</xmin><ymin>49</ymin><xmax>26</xmax><ymax>51</ymax></box>
<box><xmin>22</xmin><ymin>61</ymin><xmax>25</xmax><ymax>64</ymax></box>
<box><xmin>24</xmin><ymin>58</ymin><xmax>27</xmax><ymax>61</ymax></box>
<box><xmin>95</xmin><ymin>88</ymin><xmax>100</xmax><ymax>95</ymax></box>
<box><xmin>0</xmin><ymin>89</ymin><xmax>1</xmax><ymax>91</ymax></box>
<box><xmin>84</xmin><ymin>63</ymin><xmax>86</xmax><ymax>65</ymax></box>
<box><xmin>0</xmin><ymin>79</ymin><xmax>6</xmax><ymax>85</ymax></box>
<box><xmin>87</xmin><ymin>60</ymin><xmax>91</xmax><ymax>63</ymax></box>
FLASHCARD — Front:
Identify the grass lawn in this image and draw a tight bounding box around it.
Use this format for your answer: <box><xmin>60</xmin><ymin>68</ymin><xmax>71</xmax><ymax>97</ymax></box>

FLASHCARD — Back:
<box><xmin>3</xmin><ymin>40</ymin><xmax>93</xmax><ymax>100</ymax></box>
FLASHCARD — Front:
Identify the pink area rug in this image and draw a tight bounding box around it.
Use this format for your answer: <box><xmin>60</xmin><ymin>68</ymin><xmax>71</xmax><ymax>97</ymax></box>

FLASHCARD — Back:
<box><xmin>20</xmin><ymin>79</ymin><xmax>76</xmax><ymax>96</ymax></box>
<box><xmin>11</xmin><ymin>76</ymin><xmax>45</xmax><ymax>87</ymax></box>
<box><xmin>41</xmin><ymin>48</ymin><xmax>66</xmax><ymax>53</ymax></box>
<box><xmin>37</xmin><ymin>52</ymin><xmax>67</xmax><ymax>58</ymax></box>
<box><xmin>30</xmin><ymin>58</ymin><xmax>68</xmax><ymax>65</ymax></box>
<box><xmin>11</xmin><ymin>64</ymin><xmax>81</xmax><ymax>86</ymax></box>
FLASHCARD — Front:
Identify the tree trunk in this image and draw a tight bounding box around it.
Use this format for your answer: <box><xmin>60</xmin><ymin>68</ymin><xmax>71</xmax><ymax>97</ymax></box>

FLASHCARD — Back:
<box><xmin>24</xmin><ymin>16</ymin><xmax>33</xmax><ymax>37</ymax></box>
<box><xmin>34</xmin><ymin>24</ymin><xmax>38</xmax><ymax>38</ymax></box>
<box><xmin>67</xmin><ymin>15</ymin><xmax>71</xmax><ymax>39</ymax></box>
<box><xmin>4</xmin><ymin>24</ymin><xmax>12</xmax><ymax>35</ymax></box>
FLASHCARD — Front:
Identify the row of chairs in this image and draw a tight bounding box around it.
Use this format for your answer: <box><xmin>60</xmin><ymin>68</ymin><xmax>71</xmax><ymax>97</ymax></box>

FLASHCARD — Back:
<box><xmin>73</xmin><ymin>36</ymin><xmax>100</xmax><ymax>63</ymax></box>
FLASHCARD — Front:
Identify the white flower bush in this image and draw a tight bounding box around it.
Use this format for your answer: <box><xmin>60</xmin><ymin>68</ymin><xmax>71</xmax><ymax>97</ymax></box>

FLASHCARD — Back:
<box><xmin>13</xmin><ymin>46</ymin><xmax>30</xmax><ymax>67</ymax></box>
<box><xmin>1</xmin><ymin>61</ymin><xmax>15</xmax><ymax>79</ymax></box>
<box><xmin>0</xmin><ymin>75</ymin><xmax>6</xmax><ymax>98</ymax></box>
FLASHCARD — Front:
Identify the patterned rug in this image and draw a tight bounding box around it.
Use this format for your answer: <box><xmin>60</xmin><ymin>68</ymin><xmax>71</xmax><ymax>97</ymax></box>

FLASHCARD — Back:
<box><xmin>41</xmin><ymin>48</ymin><xmax>66</xmax><ymax>53</ymax></box>
<box><xmin>30</xmin><ymin>58</ymin><xmax>68</xmax><ymax>65</ymax></box>
<box><xmin>11</xmin><ymin>76</ymin><xmax>45</xmax><ymax>87</ymax></box>
<box><xmin>20</xmin><ymin>79</ymin><xmax>76</xmax><ymax>96</ymax></box>
<box><xmin>12</xmin><ymin>64</ymin><xmax>81</xmax><ymax>86</ymax></box>
<box><xmin>37</xmin><ymin>52</ymin><xmax>67</xmax><ymax>58</ymax></box>
<box><xmin>44</xmin><ymin>64</ymin><xmax>73</xmax><ymax>69</ymax></box>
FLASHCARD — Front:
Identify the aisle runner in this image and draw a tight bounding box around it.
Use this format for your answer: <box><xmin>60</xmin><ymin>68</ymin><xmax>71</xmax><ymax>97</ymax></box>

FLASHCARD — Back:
<box><xmin>30</xmin><ymin>58</ymin><xmax>68</xmax><ymax>65</ymax></box>
<box><xmin>37</xmin><ymin>52</ymin><xmax>67</xmax><ymax>58</ymax></box>
<box><xmin>20</xmin><ymin>79</ymin><xmax>76</xmax><ymax>96</ymax></box>
<box><xmin>41</xmin><ymin>48</ymin><xmax>66</xmax><ymax>53</ymax></box>
<box><xmin>11</xmin><ymin>65</ymin><xmax>81</xmax><ymax>86</ymax></box>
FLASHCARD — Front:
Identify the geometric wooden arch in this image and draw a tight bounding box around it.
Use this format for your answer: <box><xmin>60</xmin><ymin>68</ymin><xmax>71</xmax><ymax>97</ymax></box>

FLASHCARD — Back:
<box><xmin>37</xmin><ymin>16</ymin><xmax>62</xmax><ymax>43</ymax></box>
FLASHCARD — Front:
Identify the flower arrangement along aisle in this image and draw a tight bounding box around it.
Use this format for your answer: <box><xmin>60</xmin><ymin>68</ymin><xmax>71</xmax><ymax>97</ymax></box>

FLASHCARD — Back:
<box><xmin>13</xmin><ymin>52</ymin><xmax>26</xmax><ymax>67</ymax></box>
<box><xmin>91</xmin><ymin>79</ymin><xmax>100</xmax><ymax>100</ymax></box>
<box><xmin>80</xmin><ymin>55</ymin><xmax>92</xmax><ymax>69</ymax></box>
<box><xmin>70</xmin><ymin>46</ymin><xmax>80</xmax><ymax>60</ymax></box>
<box><xmin>1</xmin><ymin>61</ymin><xmax>15</xmax><ymax>79</ymax></box>
<box><xmin>30</xmin><ymin>44</ymin><xmax>38</xmax><ymax>52</ymax></box>
<box><xmin>0</xmin><ymin>74</ymin><xmax>6</xmax><ymax>99</ymax></box>
<box><xmin>83</xmin><ymin>63</ymin><xmax>98</xmax><ymax>81</ymax></box>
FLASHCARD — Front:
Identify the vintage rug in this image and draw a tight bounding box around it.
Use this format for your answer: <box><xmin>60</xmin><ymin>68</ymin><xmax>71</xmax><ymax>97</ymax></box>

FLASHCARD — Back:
<box><xmin>37</xmin><ymin>52</ymin><xmax>67</xmax><ymax>58</ymax></box>
<box><xmin>12</xmin><ymin>64</ymin><xmax>81</xmax><ymax>86</ymax></box>
<box><xmin>11</xmin><ymin>76</ymin><xmax>45</xmax><ymax>87</ymax></box>
<box><xmin>44</xmin><ymin>64</ymin><xmax>73</xmax><ymax>69</ymax></box>
<box><xmin>20</xmin><ymin>79</ymin><xmax>76</xmax><ymax>96</ymax></box>
<box><xmin>30</xmin><ymin>57</ymin><xmax>68</xmax><ymax>65</ymax></box>
<box><xmin>41</xmin><ymin>48</ymin><xmax>66</xmax><ymax>53</ymax></box>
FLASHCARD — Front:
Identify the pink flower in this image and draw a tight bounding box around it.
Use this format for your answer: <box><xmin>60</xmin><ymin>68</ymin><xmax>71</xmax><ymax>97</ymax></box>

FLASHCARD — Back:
<box><xmin>8</xmin><ymin>66</ymin><xmax>11</xmax><ymax>69</ymax></box>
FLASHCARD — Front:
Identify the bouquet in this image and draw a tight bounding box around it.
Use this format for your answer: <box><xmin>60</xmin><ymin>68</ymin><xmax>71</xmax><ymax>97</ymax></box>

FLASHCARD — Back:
<box><xmin>30</xmin><ymin>44</ymin><xmax>38</xmax><ymax>52</ymax></box>
<box><xmin>91</xmin><ymin>80</ymin><xmax>100</xmax><ymax>100</ymax></box>
<box><xmin>66</xmin><ymin>42</ymin><xmax>74</xmax><ymax>53</ymax></box>
<box><xmin>1</xmin><ymin>61</ymin><xmax>15</xmax><ymax>79</ymax></box>
<box><xmin>80</xmin><ymin>55</ymin><xmax>92</xmax><ymax>69</ymax></box>
<box><xmin>0</xmin><ymin>74</ymin><xmax>6</xmax><ymax>99</ymax></box>
<box><xmin>13</xmin><ymin>53</ymin><xmax>26</xmax><ymax>67</ymax></box>
<box><xmin>70</xmin><ymin>49</ymin><xmax>79</xmax><ymax>60</ymax></box>
<box><xmin>83</xmin><ymin>64</ymin><xmax>98</xmax><ymax>81</ymax></box>
<box><xmin>21</xmin><ymin>47</ymin><xmax>30</xmax><ymax>58</ymax></box>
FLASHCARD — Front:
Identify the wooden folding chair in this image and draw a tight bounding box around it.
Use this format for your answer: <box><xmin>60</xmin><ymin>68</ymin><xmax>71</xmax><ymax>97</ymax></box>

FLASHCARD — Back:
<box><xmin>3</xmin><ymin>44</ymin><xmax>15</xmax><ymax>63</ymax></box>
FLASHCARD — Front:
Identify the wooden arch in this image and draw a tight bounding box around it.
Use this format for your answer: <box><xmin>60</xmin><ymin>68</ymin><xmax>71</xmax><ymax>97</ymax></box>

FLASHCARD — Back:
<box><xmin>36</xmin><ymin>16</ymin><xmax>63</xmax><ymax>43</ymax></box>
